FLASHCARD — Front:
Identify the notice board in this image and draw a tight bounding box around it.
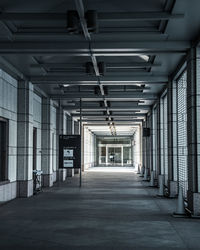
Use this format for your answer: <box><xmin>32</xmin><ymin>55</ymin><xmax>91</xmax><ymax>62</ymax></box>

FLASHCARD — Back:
<box><xmin>59</xmin><ymin>135</ymin><xmax>81</xmax><ymax>169</ymax></box>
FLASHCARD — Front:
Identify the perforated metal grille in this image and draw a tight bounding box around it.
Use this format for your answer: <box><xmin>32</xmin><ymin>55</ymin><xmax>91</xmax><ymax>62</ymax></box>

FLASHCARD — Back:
<box><xmin>163</xmin><ymin>94</ymin><xmax>168</xmax><ymax>185</ymax></box>
<box><xmin>176</xmin><ymin>72</ymin><xmax>188</xmax><ymax>197</ymax></box>
<box><xmin>153</xmin><ymin>107</ymin><xmax>158</xmax><ymax>176</ymax></box>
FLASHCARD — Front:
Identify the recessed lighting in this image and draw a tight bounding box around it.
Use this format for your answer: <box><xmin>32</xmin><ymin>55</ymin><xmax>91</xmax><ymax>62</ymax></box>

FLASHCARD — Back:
<box><xmin>63</xmin><ymin>84</ymin><xmax>70</xmax><ymax>87</ymax></box>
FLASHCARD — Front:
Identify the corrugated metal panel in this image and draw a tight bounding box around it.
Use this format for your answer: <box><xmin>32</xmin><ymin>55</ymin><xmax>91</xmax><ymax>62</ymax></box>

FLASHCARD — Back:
<box><xmin>176</xmin><ymin>72</ymin><xmax>188</xmax><ymax>197</ymax></box>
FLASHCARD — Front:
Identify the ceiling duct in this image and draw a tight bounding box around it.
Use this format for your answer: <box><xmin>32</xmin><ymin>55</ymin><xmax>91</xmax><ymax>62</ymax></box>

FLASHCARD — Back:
<box><xmin>85</xmin><ymin>10</ymin><xmax>98</xmax><ymax>33</ymax></box>
<box><xmin>98</xmin><ymin>62</ymin><xmax>106</xmax><ymax>75</ymax></box>
<box><xmin>85</xmin><ymin>61</ymin><xmax>106</xmax><ymax>75</ymax></box>
<box><xmin>67</xmin><ymin>10</ymin><xmax>79</xmax><ymax>33</ymax></box>
<box><xmin>86</xmin><ymin>62</ymin><xmax>94</xmax><ymax>74</ymax></box>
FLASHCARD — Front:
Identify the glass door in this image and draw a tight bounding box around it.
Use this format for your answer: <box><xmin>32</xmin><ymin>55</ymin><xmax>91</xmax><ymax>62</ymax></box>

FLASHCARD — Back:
<box><xmin>107</xmin><ymin>147</ymin><xmax>122</xmax><ymax>165</ymax></box>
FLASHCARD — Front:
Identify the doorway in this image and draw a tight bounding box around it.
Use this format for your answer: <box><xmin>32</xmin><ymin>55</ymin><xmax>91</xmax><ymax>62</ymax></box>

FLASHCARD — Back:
<box><xmin>108</xmin><ymin>147</ymin><xmax>122</xmax><ymax>165</ymax></box>
<box><xmin>0</xmin><ymin>118</ymin><xmax>8</xmax><ymax>182</ymax></box>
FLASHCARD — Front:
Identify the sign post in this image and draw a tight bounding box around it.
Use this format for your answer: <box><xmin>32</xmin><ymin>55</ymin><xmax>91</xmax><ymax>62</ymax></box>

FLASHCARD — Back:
<box><xmin>59</xmin><ymin>134</ymin><xmax>81</xmax><ymax>184</ymax></box>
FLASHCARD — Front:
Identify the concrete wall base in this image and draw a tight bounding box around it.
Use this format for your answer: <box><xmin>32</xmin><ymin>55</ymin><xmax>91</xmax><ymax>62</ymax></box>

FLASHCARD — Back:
<box><xmin>193</xmin><ymin>193</ymin><xmax>200</xmax><ymax>216</ymax></box>
<box><xmin>53</xmin><ymin>171</ymin><xmax>57</xmax><ymax>183</ymax></box>
<box><xmin>158</xmin><ymin>175</ymin><xmax>164</xmax><ymax>187</ymax></box>
<box><xmin>67</xmin><ymin>168</ymin><xmax>74</xmax><ymax>177</ymax></box>
<box><xmin>17</xmin><ymin>180</ymin><xmax>33</xmax><ymax>198</ymax></box>
<box><xmin>58</xmin><ymin>169</ymin><xmax>67</xmax><ymax>181</ymax></box>
<box><xmin>42</xmin><ymin>174</ymin><xmax>53</xmax><ymax>187</ymax></box>
<box><xmin>74</xmin><ymin>169</ymin><xmax>80</xmax><ymax>174</ymax></box>
<box><xmin>169</xmin><ymin>181</ymin><xmax>178</xmax><ymax>198</ymax></box>
<box><xmin>0</xmin><ymin>181</ymin><xmax>17</xmax><ymax>202</ymax></box>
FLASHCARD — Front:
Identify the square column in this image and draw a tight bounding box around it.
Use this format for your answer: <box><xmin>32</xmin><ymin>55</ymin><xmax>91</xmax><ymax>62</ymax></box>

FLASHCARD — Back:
<box><xmin>156</xmin><ymin>101</ymin><xmax>161</xmax><ymax>176</ymax></box>
<box><xmin>167</xmin><ymin>79</ymin><xmax>178</xmax><ymax>197</ymax></box>
<box><xmin>17</xmin><ymin>81</ymin><xmax>33</xmax><ymax>197</ymax></box>
<box><xmin>41</xmin><ymin>98</ymin><xmax>53</xmax><ymax>187</ymax></box>
<box><xmin>56</xmin><ymin>106</ymin><xmax>67</xmax><ymax>181</ymax></box>
<box><xmin>187</xmin><ymin>48</ymin><xmax>200</xmax><ymax>214</ymax></box>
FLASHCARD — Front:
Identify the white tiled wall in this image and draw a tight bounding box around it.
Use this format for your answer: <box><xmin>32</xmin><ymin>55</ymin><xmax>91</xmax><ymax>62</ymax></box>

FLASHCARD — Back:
<box><xmin>0</xmin><ymin>69</ymin><xmax>18</xmax><ymax>201</ymax></box>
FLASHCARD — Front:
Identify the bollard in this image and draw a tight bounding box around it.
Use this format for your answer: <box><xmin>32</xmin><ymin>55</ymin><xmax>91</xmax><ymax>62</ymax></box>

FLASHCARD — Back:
<box><xmin>173</xmin><ymin>186</ymin><xmax>185</xmax><ymax>216</ymax></box>
<box><xmin>158</xmin><ymin>175</ymin><xmax>164</xmax><ymax>196</ymax></box>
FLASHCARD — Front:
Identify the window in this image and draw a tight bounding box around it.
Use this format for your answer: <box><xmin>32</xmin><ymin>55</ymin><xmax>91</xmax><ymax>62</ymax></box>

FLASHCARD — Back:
<box><xmin>0</xmin><ymin>117</ymin><xmax>8</xmax><ymax>182</ymax></box>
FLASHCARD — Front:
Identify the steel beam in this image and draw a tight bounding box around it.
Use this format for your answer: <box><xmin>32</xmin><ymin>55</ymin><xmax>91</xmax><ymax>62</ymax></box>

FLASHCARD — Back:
<box><xmin>30</xmin><ymin>62</ymin><xmax>162</xmax><ymax>69</ymax></box>
<box><xmin>0</xmin><ymin>41</ymin><xmax>189</xmax><ymax>54</ymax></box>
<box><xmin>0</xmin><ymin>12</ymin><xmax>184</xmax><ymax>21</ymax></box>
<box><xmin>62</xmin><ymin>105</ymin><xmax>150</xmax><ymax>111</ymax></box>
<box><xmin>81</xmin><ymin>119</ymin><xmax>144</xmax><ymax>122</ymax></box>
<box><xmin>50</xmin><ymin>93</ymin><xmax>157</xmax><ymax>100</ymax></box>
<box><xmin>72</xmin><ymin>113</ymin><xmax>146</xmax><ymax>117</ymax></box>
<box><xmin>31</xmin><ymin>75</ymin><xmax>168</xmax><ymax>83</ymax></box>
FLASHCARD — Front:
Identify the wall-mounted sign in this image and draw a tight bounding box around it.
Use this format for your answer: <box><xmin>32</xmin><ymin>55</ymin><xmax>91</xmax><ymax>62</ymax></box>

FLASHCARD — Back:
<box><xmin>59</xmin><ymin>135</ymin><xmax>81</xmax><ymax>169</ymax></box>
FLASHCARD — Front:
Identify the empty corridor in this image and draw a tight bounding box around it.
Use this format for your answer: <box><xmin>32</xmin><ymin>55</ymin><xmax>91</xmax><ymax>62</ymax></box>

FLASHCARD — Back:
<box><xmin>0</xmin><ymin>168</ymin><xmax>200</xmax><ymax>249</ymax></box>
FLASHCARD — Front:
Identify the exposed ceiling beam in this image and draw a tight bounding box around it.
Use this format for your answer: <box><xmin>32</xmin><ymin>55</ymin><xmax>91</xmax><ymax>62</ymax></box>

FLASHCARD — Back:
<box><xmin>50</xmin><ymin>93</ymin><xmax>157</xmax><ymax>100</ymax></box>
<box><xmin>72</xmin><ymin>113</ymin><xmax>146</xmax><ymax>117</ymax></box>
<box><xmin>31</xmin><ymin>62</ymin><xmax>162</xmax><ymax>69</ymax></box>
<box><xmin>0</xmin><ymin>41</ymin><xmax>189</xmax><ymax>54</ymax></box>
<box><xmin>62</xmin><ymin>105</ymin><xmax>150</xmax><ymax>111</ymax></box>
<box><xmin>0</xmin><ymin>12</ymin><xmax>184</xmax><ymax>21</ymax></box>
<box><xmin>13</xmin><ymin>32</ymin><xmax>169</xmax><ymax>39</ymax></box>
<box><xmin>84</xmin><ymin>123</ymin><xmax>142</xmax><ymax>126</ymax></box>
<box><xmin>81</xmin><ymin>119</ymin><xmax>144</xmax><ymax>123</ymax></box>
<box><xmin>31</xmin><ymin>75</ymin><xmax>168</xmax><ymax>83</ymax></box>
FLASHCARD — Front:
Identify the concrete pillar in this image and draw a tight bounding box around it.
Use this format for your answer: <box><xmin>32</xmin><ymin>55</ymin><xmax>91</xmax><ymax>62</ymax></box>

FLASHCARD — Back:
<box><xmin>106</xmin><ymin>145</ymin><xmax>108</xmax><ymax>165</ymax></box>
<box><xmin>67</xmin><ymin>114</ymin><xmax>72</xmax><ymax>135</ymax></box>
<box><xmin>147</xmin><ymin>113</ymin><xmax>152</xmax><ymax>174</ymax></box>
<box><xmin>187</xmin><ymin>48</ymin><xmax>200</xmax><ymax>215</ymax></box>
<box><xmin>168</xmin><ymin>79</ymin><xmax>178</xmax><ymax>197</ymax></box>
<box><xmin>41</xmin><ymin>98</ymin><xmax>53</xmax><ymax>187</ymax></box>
<box><xmin>57</xmin><ymin>106</ymin><xmax>64</xmax><ymax>135</ymax></box>
<box><xmin>157</xmin><ymin>101</ymin><xmax>162</xmax><ymax>176</ymax></box>
<box><xmin>142</xmin><ymin>120</ymin><xmax>147</xmax><ymax>176</ymax></box>
<box><xmin>56</xmin><ymin>106</ymin><xmax>67</xmax><ymax>181</ymax></box>
<box><xmin>17</xmin><ymin>81</ymin><xmax>33</xmax><ymax>197</ymax></box>
<box><xmin>150</xmin><ymin>112</ymin><xmax>154</xmax><ymax>173</ymax></box>
<box><xmin>72</xmin><ymin>119</ymin><xmax>74</xmax><ymax>135</ymax></box>
<box><xmin>67</xmin><ymin>168</ymin><xmax>75</xmax><ymax>177</ymax></box>
<box><xmin>58</xmin><ymin>169</ymin><xmax>67</xmax><ymax>181</ymax></box>
<box><xmin>74</xmin><ymin>169</ymin><xmax>80</xmax><ymax>174</ymax></box>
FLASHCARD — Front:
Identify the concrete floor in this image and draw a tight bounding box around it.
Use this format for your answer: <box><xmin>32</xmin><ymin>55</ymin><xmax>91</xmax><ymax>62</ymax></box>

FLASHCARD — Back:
<box><xmin>0</xmin><ymin>167</ymin><xmax>200</xmax><ymax>250</ymax></box>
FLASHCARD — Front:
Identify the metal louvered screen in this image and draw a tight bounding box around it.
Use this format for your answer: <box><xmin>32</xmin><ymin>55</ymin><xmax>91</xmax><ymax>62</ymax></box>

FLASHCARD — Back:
<box><xmin>176</xmin><ymin>72</ymin><xmax>188</xmax><ymax>197</ymax></box>
<box><xmin>160</xmin><ymin>100</ymin><xmax>164</xmax><ymax>175</ymax></box>
<box><xmin>163</xmin><ymin>94</ymin><xmax>168</xmax><ymax>186</ymax></box>
<box><xmin>152</xmin><ymin>107</ymin><xmax>158</xmax><ymax>176</ymax></box>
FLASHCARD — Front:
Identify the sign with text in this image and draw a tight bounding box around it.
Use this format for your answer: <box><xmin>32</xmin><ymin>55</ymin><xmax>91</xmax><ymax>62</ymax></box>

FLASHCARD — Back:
<box><xmin>59</xmin><ymin>135</ymin><xmax>81</xmax><ymax>169</ymax></box>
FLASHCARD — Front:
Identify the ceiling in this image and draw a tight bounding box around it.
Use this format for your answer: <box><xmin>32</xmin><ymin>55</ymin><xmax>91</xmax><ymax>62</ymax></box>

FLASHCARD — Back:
<box><xmin>0</xmin><ymin>0</ymin><xmax>199</xmax><ymax>136</ymax></box>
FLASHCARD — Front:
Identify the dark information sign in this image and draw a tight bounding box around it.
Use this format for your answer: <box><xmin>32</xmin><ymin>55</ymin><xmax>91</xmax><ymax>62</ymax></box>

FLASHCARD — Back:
<box><xmin>59</xmin><ymin>135</ymin><xmax>81</xmax><ymax>169</ymax></box>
